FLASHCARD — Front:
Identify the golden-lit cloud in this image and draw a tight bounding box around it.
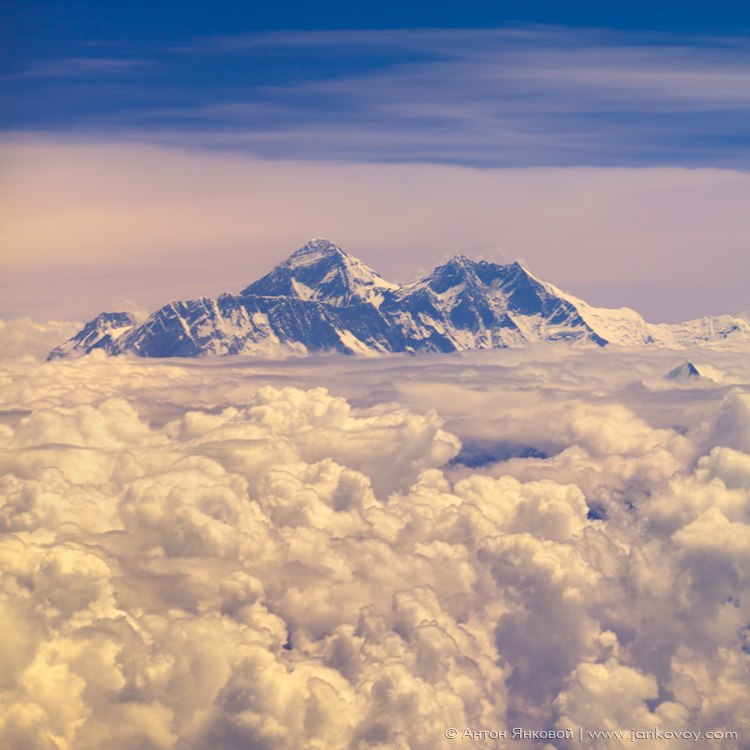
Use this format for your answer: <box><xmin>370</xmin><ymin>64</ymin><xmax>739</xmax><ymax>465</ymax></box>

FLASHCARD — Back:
<box><xmin>1</xmin><ymin>326</ymin><xmax>749</xmax><ymax>748</ymax></box>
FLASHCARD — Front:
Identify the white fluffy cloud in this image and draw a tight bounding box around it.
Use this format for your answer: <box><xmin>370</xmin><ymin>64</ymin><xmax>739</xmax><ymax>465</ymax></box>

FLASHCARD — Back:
<box><xmin>0</xmin><ymin>318</ymin><xmax>82</xmax><ymax>361</ymax></box>
<box><xmin>1</xmin><ymin>332</ymin><xmax>749</xmax><ymax>748</ymax></box>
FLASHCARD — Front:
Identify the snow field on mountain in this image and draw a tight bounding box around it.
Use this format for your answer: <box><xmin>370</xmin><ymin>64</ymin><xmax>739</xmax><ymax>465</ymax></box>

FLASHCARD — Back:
<box><xmin>49</xmin><ymin>240</ymin><xmax>750</xmax><ymax>359</ymax></box>
<box><xmin>1</xmin><ymin>325</ymin><xmax>750</xmax><ymax>749</ymax></box>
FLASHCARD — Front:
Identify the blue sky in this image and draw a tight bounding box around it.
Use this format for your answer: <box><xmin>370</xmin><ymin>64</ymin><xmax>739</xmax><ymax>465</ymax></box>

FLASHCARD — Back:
<box><xmin>3</xmin><ymin>0</ymin><xmax>750</xmax><ymax>167</ymax></box>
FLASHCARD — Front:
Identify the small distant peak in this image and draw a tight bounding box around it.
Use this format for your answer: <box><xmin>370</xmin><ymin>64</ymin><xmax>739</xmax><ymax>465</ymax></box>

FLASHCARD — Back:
<box><xmin>47</xmin><ymin>311</ymin><xmax>136</xmax><ymax>360</ymax></box>
<box><xmin>665</xmin><ymin>361</ymin><xmax>701</xmax><ymax>381</ymax></box>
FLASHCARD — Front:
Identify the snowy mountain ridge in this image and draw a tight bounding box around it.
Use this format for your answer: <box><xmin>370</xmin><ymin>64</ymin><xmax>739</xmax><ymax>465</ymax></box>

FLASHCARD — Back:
<box><xmin>49</xmin><ymin>238</ymin><xmax>750</xmax><ymax>359</ymax></box>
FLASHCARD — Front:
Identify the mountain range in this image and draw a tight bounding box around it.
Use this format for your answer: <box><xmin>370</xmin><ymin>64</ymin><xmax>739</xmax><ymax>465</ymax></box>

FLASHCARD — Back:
<box><xmin>49</xmin><ymin>238</ymin><xmax>749</xmax><ymax>359</ymax></box>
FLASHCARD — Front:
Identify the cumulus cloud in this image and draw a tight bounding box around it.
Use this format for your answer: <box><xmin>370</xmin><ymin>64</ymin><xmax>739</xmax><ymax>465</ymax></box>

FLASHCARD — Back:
<box><xmin>1</xmin><ymin>332</ymin><xmax>749</xmax><ymax>748</ymax></box>
<box><xmin>0</xmin><ymin>318</ymin><xmax>82</xmax><ymax>361</ymax></box>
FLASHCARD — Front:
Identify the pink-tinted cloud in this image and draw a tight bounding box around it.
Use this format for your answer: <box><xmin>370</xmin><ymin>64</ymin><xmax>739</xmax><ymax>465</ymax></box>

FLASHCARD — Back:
<box><xmin>1</xmin><ymin>137</ymin><xmax>748</xmax><ymax>322</ymax></box>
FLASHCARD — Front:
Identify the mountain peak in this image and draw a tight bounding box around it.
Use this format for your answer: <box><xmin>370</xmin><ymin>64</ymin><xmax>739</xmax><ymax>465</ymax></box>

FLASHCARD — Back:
<box><xmin>441</xmin><ymin>256</ymin><xmax>529</xmax><ymax>275</ymax></box>
<box><xmin>419</xmin><ymin>255</ymin><xmax>483</xmax><ymax>295</ymax></box>
<box><xmin>426</xmin><ymin>255</ymin><xmax>534</xmax><ymax>293</ymax></box>
<box><xmin>288</xmin><ymin>238</ymin><xmax>346</xmax><ymax>264</ymax></box>
<box><xmin>665</xmin><ymin>361</ymin><xmax>702</xmax><ymax>380</ymax></box>
<box><xmin>241</xmin><ymin>238</ymin><xmax>398</xmax><ymax>306</ymax></box>
<box><xmin>48</xmin><ymin>311</ymin><xmax>136</xmax><ymax>360</ymax></box>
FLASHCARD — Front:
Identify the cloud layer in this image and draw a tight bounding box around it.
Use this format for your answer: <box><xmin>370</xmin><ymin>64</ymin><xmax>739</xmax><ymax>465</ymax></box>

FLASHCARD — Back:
<box><xmin>1</xmin><ymin>324</ymin><xmax>749</xmax><ymax>748</ymax></box>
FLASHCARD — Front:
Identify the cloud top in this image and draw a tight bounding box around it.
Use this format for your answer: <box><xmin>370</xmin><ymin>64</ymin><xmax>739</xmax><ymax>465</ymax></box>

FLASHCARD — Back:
<box><xmin>1</xmin><ymin>329</ymin><xmax>749</xmax><ymax>747</ymax></box>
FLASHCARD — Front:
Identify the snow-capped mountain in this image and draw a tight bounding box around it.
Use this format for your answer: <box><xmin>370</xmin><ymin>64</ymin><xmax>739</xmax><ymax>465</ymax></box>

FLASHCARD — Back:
<box><xmin>49</xmin><ymin>238</ymin><xmax>750</xmax><ymax>359</ymax></box>
<box><xmin>385</xmin><ymin>256</ymin><xmax>607</xmax><ymax>351</ymax></box>
<box><xmin>241</xmin><ymin>237</ymin><xmax>399</xmax><ymax>307</ymax></box>
<box><xmin>49</xmin><ymin>312</ymin><xmax>137</xmax><ymax>359</ymax></box>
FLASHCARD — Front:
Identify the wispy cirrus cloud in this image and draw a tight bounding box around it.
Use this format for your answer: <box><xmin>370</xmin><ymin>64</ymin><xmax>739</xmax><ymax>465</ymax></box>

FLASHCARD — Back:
<box><xmin>232</xmin><ymin>27</ymin><xmax>750</xmax><ymax>109</ymax></box>
<box><xmin>4</xmin><ymin>26</ymin><xmax>750</xmax><ymax>166</ymax></box>
<box><xmin>2</xmin><ymin>57</ymin><xmax>151</xmax><ymax>81</ymax></box>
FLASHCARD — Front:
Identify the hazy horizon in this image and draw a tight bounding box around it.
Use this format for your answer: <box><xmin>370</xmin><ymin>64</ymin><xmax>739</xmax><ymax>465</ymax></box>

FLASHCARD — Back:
<box><xmin>2</xmin><ymin>139</ymin><xmax>749</xmax><ymax>324</ymax></box>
